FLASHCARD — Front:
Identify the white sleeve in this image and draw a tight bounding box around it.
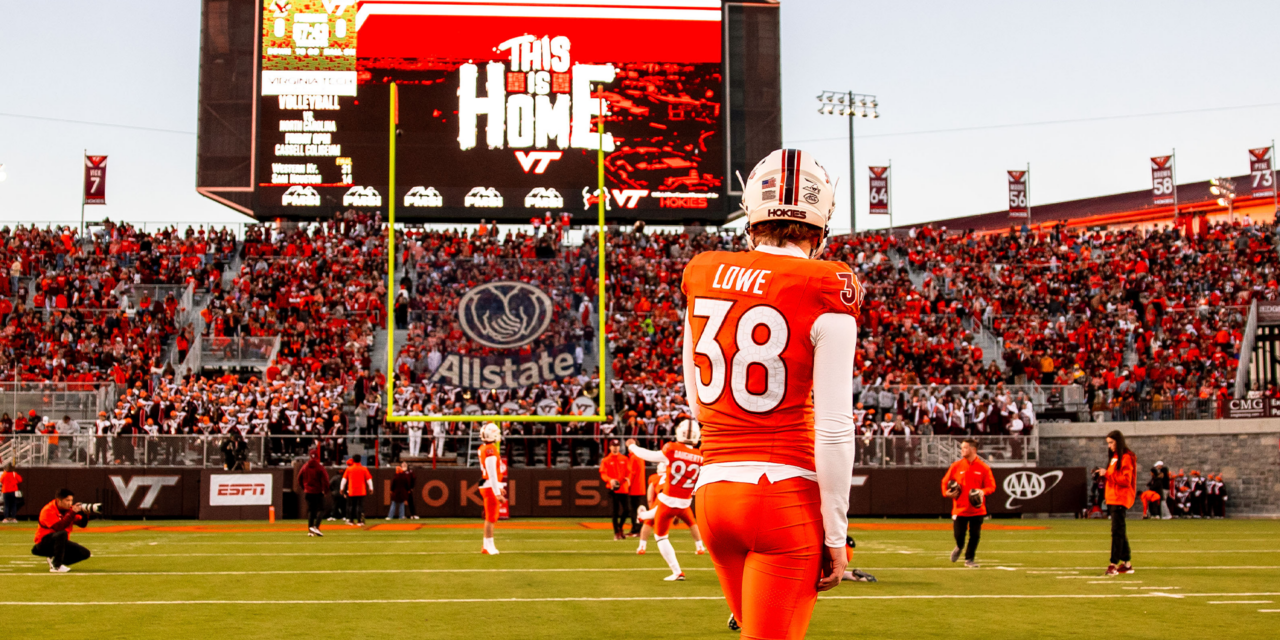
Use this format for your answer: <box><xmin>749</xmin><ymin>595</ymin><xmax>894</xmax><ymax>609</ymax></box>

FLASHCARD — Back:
<box><xmin>682</xmin><ymin>316</ymin><xmax>699</xmax><ymax>420</ymax></box>
<box><xmin>811</xmin><ymin>312</ymin><xmax>857</xmax><ymax>548</ymax></box>
<box><xmin>340</xmin><ymin>477</ymin><xmax>348</xmax><ymax>492</ymax></box>
<box><xmin>484</xmin><ymin>456</ymin><xmax>504</xmax><ymax>489</ymax></box>
<box><xmin>628</xmin><ymin>444</ymin><xmax>666</xmax><ymax>464</ymax></box>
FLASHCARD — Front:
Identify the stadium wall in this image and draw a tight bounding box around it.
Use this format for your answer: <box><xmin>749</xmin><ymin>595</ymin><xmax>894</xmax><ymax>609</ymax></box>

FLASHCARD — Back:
<box><xmin>1040</xmin><ymin>421</ymin><xmax>1280</xmax><ymax>516</ymax></box>
<box><xmin>9</xmin><ymin>467</ymin><xmax>1087</xmax><ymax>520</ymax></box>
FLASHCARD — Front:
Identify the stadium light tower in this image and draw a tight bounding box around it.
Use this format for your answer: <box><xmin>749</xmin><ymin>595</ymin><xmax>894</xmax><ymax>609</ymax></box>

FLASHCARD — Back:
<box><xmin>1210</xmin><ymin>177</ymin><xmax>1238</xmax><ymax>223</ymax></box>
<box><xmin>817</xmin><ymin>91</ymin><xmax>878</xmax><ymax>233</ymax></box>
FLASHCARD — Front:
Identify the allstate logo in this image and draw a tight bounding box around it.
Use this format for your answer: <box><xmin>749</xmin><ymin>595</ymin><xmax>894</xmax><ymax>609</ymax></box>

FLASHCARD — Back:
<box><xmin>1002</xmin><ymin>470</ymin><xmax>1063</xmax><ymax>509</ymax></box>
<box><xmin>457</xmin><ymin>281</ymin><xmax>553</xmax><ymax>349</ymax></box>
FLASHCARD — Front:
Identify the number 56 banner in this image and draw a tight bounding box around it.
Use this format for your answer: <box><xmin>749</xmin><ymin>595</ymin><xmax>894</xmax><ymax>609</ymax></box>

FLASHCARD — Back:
<box><xmin>1007</xmin><ymin>170</ymin><xmax>1028</xmax><ymax>219</ymax></box>
<box><xmin>1150</xmin><ymin>155</ymin><xmax>1175</xmax><ymax>206</ymax></box>
<box><xmin>84</xmin><ymin>155</ymin><xmax>108</xmax><ymax>205</ymax></box>
<box><xmin>868</xmin><ymin>166</ymin><xmax>889</xmax><ymax>215</ymax></box>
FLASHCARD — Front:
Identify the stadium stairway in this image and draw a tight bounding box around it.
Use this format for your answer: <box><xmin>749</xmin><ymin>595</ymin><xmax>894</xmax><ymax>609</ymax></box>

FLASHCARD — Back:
<box><xmin>900</xmin><ymin>256</ymin><xmax>1005</xmax><ymax>371</ymax></box>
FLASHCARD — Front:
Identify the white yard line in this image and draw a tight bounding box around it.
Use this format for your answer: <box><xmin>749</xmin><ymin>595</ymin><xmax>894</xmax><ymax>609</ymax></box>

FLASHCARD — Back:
<box><xmin>1209</xmin><ymin>600</ymin><xmax>1272</xmax><ymax>604</ymax></box>
<box><xmin>3</xmin><ymin>592</ymin><xmax>1280</xmax><ymax>606</ymax></box>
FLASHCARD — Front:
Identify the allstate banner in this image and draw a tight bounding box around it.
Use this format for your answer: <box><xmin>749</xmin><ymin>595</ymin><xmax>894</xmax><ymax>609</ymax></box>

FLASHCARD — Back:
<box><xmin>428</xmin><ymin>344</ymin><xmax>580</xmax><ymax>390</ymax></box>
<box><xmin>84</xmin><ymin>155</ymin><xmax>108</xmax><ymax>205</ymax></box>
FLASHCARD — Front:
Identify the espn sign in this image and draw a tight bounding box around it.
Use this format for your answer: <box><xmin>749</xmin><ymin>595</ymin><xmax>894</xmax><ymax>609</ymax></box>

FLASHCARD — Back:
<box><xmin>209</xmin><ymin>473</ymin><xmax>273</xmax><ymax>506</ymax></box>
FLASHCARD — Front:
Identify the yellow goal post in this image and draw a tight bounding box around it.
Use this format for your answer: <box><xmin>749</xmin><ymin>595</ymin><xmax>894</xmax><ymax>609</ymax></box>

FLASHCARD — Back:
<box><xmin>383</xmin><ymin>81</ymin><xmax>609</xmax><ymax>423</ymax></box>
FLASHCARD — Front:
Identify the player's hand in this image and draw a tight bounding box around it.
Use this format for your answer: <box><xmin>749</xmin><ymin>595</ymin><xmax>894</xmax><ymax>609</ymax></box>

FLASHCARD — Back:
<box><xmin>498</xmin><ymin>487</ymin><xmax>508</xmax><ymax>503</ymax></box>
<box><xmin>625</xmin><ymin>438</ymin><xmax>636</xmax><ymax>448</ymax></box>
<box><xmin>817</xmin><ymin>545</ymin><xmax>848</xmax><ymax>592</ymax></box>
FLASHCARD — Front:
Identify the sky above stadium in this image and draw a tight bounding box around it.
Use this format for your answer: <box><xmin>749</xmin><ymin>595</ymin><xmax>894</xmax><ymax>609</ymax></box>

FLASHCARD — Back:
<box><xmin>0</xmin><ymin>0</ymin><xmax>1277</xmax><ymax>232</ymax></box>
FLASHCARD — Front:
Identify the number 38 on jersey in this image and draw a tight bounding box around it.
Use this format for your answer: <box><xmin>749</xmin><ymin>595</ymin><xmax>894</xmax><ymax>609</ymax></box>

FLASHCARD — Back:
<box><xmin>681</xmin><ymin>249</ymin><xmax>862</xmax><ymax>424</ymax></box>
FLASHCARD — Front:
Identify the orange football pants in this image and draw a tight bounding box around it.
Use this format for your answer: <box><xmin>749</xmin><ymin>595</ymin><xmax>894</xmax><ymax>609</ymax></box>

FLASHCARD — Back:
<box><xmin>695</xmin><ymin>476</ymin><xmax>823</xmax><ymax>640</ymax></box>
<box><xmin>652</xmin><ymin>501</ymin><xmax>696</xmax><ymax>537</ymax></box>
<box><xmin>482</xmin><ymin>487</ymin><xmax>500</xmax><ymax>523</ymax></box>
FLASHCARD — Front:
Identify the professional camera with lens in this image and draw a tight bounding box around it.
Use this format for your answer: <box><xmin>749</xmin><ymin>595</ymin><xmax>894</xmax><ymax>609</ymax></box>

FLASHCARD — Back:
<box><xmin>76</xmin><ymin>502</ymin><xmax>103</xmax><ymax>516</ymax></box>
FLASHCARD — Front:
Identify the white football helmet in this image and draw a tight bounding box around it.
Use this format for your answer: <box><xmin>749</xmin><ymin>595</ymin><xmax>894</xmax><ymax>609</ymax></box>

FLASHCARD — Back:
<box><xmin>675</xmin><ymin>419</ymin><xmax>700</xmax><ymax>445</ymax></box>
<box><xmin>480</xmin><ymin>422</ymin><xmax>501</xmax><ymax>443</ymax></box>
<box><xmin>656</xmin><ymin>461</ymin><xmax>668</xmax><ymax>476</ymax></box>
<box><xmin>741</xmin><ymin>148</ymin><xmax>836</xmax><ymax>256</ymax></box>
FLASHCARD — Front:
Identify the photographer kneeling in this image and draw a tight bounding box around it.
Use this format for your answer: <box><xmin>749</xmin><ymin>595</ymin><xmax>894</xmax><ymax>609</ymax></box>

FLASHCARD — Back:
<box><xmin>31</xmin><ymin>489</ymin><xmax>93</xmax><ymax>573</ymax></box>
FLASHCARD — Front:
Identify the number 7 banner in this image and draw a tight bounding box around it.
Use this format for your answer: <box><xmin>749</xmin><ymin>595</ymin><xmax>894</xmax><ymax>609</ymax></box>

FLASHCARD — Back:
<box><xmin>1007</xmin><ymin>170</ymin><xmax>1028</xmax><ymax>219</ymax></box>
<box><xmin>1249</xmin><ymin>147</ymin><xmax>1275</xmax><ymax>199</ymax></box>
<box><xmin>868</xmin><ymin>166</ymin><xmax>889</xmax><ymax>215</ymax></box>
<box><xmin>84</xmin><ymin>155</ymin><xmax>108</xmax><ymax>205</ymax></box>
<box><xmin>1151</xmin><ymin>155</ymin><xmax>1174</xmax><ymax>206</ymax></box>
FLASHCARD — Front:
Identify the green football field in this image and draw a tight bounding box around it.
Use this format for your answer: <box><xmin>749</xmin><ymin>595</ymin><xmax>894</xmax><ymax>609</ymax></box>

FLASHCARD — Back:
<box><xmin>1</xmin><ymin>517</ymin><xmax>1277</xmax><ymax>639</ymax></box>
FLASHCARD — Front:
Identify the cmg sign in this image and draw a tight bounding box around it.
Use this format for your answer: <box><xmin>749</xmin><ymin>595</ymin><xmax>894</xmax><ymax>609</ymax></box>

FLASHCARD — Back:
<box><xmin>209</xmin><ymin>473</ymin><xmax>273</xmax><ymax>506</ymax></box>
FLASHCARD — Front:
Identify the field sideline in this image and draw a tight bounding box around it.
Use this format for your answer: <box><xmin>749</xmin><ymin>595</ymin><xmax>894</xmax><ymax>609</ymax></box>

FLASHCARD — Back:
<box><xmin>1</xmin><ymin>518</ymin><xmax>1276</xmax><ymax>639</ymax></box>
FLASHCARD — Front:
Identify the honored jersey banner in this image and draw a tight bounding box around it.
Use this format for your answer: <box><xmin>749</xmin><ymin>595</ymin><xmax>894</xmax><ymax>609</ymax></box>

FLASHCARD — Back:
<box><xmin>1007</xmin><ymin>170</ymin><xmax>1028</xmax><ymax>219</ymax></box>
<box><xmin>868</xmin><ymin>166</ymin><xmax>889</xmax><ymax>215</ymax></box>
<box><xmin>1151</xmin><ymin>155</ymin><xmax>1175</xmax><ymax>205</ymax></box>
<box><xmin>83</xmin><ymin>155</ymin><xmax>108</xmax><ymax>205</ymax></box>
<box><xmin>1250</xmin><ymin>147</ymin><xmax>1275</xmax><ymax>199</ymax></box>
<box><xmin>257</xmin><ymin>0</ymin><xmax>726</xmax><ymax>220</ymax></box>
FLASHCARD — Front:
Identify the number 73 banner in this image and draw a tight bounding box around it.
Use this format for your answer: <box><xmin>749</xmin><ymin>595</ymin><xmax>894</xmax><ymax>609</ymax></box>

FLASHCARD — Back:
<box><xmin>84</xmin><ymin>155</ymin><xmax>108</xmax><ymax>205</ymax></box>
<box><xmin>1250</xmin><ymin>147</ymin><xmax>1275</xmax><ymax>199</ymax></box>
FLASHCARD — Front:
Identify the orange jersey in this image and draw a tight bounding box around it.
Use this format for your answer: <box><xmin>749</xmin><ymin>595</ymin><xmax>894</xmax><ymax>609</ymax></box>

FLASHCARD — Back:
<box><xmin>648</xmin><ymin>472</ymin><xmax>666</xmax><ymax>501</ymax></box>
<box><xmin>660</xmin><ymin>442</ymin><xmax>704</xmax><ymax>500</ymax></box>
<box><xmin>682</xmin><ymin>250</ymin><xmax>861</xmax><ymax>471</ymax></box>
<box><xmin>480</xmin><ymin>443</ymin><xmax>507</xmax><ymax>483</ymax></box>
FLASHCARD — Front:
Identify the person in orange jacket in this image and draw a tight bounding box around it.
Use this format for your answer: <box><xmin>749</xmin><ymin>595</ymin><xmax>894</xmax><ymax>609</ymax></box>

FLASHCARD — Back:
<box><xmin>940</xmin><ymin>438</ymin><xmax>996</xmax><ymax>567</ymax></box>
<box><xmin>340</xmin><ymin>454</ymin><xmax>374</xmax><ymax>526</ymax></box>
<box><xmin>1101</xmin><ymin>429</ymin><xmax>1136</xmax><ymax>576</ymax></box>
<box><xmin>624</xmin><ymin>439</ymin><xmax>647</xmax><ymax>536</ymax></box>
<box><xmin>32</xmin><ymin>489</ymin><xmax>91</xmax><ymax>572</ymax></box>
<box><xmin>599</xmin><ymin>439</ymin><xmax>631</xmax><ymax>540</ymax></box>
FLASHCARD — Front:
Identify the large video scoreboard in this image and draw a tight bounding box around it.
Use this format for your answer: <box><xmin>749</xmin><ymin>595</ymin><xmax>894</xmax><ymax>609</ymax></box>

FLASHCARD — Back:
<box><xmin>253</xmin><ymin>0</ymin><xmax>727</xmax><ymax>221</ymax></box>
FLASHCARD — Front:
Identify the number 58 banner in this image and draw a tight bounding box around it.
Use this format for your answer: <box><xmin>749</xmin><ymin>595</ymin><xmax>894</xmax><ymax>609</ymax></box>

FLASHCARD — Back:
<box><xmin>1007</xmin><ymin>170</ymin><xmax>1028</xmax><ymax>219</ymax></box>
<box><xmin>1150</xmin><ymin>155</ymin><xmax>1174</xmax><ymax>206</ymax></box>
<box><xmin>84</xmin><ymin>155</ymin><xmax>108</xmax><ymax>205</ymax></box>
<box><xmin>868</xmin><ymin>166</ymin><xmax>889</xmax><ymax>215</ymax></box>
<box><xmin>1250</xmin><ymin>147</ymin><xmax>1275</xmax><ymax>199</ymax></box>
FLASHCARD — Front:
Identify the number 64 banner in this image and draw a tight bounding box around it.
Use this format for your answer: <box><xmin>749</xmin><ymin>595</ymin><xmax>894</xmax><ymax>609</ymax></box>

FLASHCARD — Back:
<box><xmin>84</xmin><ymin>155</ymin><xmax>108</xmax><ymax>205</ymax></box>
<box><xmin>1007</xmin><ymin>170</ymin><xmax>1028</xmax><ymax>219</ymax></box>
<box><xmin>868</xmin><ymin>166</ymin><xmax>889</xmax><ymax>215</ymax></box>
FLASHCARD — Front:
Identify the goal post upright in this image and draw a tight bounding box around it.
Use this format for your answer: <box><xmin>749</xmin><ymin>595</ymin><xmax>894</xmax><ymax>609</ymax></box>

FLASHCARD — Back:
<box><xmin>382</xmin><ymin>81</ymin><xmax>610</xmax><ymax>424</ymax></box>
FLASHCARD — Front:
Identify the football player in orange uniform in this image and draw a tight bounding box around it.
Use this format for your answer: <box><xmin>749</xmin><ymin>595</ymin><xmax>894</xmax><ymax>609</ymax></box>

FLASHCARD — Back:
<box><xmin>683</xmin><ymin>149</ymin><xmax>861</xmax><ymax>638</ymax></box>
<box><xmin>478</xmin><ymin>422</ymin><xmax>507</xmax><ymax>555</ymax></box>
<box><xmin>635</xmin><ymin>460</ymin><xmax>667</xmax><ymax>554</ymax></box>
<box><xmin>628</xmin><ymin>421</ymin><xmax>707</xmax><ymax>579</ymax></box>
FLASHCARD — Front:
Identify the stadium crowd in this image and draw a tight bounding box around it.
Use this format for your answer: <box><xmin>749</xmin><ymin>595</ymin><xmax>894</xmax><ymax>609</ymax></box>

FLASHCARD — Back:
<box><xmin>1</xmin><ymin>214</ymin><xmax>1276</xmax><ymax>474</ymax></box>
